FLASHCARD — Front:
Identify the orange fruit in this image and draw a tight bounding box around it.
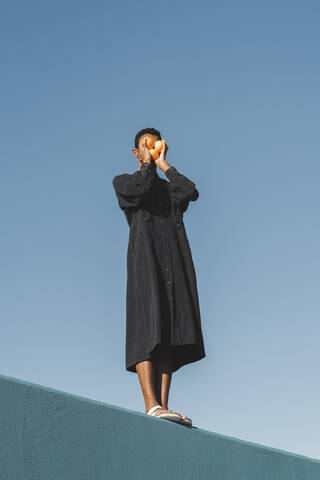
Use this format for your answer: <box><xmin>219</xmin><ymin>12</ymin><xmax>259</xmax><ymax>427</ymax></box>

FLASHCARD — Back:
<box><xmin>154</xmin><ymin>140</ymin><xmax>163</xmax><ymax>152</ymax></box>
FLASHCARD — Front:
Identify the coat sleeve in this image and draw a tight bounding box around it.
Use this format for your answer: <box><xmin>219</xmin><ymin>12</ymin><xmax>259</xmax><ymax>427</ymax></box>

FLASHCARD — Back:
<box><xmin>165</xmin><ymin>166</ymin><xmax>199</xmax><ymax>213</ymax></box>
<box><xmin>112</xmin><ymin>162</ymin><xmax>157</xmax><ymax>211</ymax></box>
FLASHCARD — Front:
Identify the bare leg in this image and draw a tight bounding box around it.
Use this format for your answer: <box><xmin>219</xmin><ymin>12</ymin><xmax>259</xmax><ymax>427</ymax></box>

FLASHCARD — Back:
<box><xmin>136</xmin><ymin>345</ymin><xmax>190</xmax><ymax>423</ymax></box>
<box><xmin>154</xmin><ymin>346</ymin><xmax>173</xmax><ymax>409</ymax></box>
<box><xmin>154</xmin><ymin>347</ymin><xmax>191</xmax><ymax>423</ymax></box>
<box><xmin>136</xmin><ymin>345</ymin><xmax>173</xmax><ymax>414</ymax></box>
<box><xmin>136</xmin><ymin>357</ymin><xmax>161</xmax><ymax>413</ymax></box>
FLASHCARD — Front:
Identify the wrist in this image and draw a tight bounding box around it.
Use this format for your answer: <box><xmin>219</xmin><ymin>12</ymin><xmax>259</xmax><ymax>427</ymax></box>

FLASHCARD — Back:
<box><xmin>162</xmin><ymin>162</ymin><xmax>171</xmax><ymax>173</ymax></box>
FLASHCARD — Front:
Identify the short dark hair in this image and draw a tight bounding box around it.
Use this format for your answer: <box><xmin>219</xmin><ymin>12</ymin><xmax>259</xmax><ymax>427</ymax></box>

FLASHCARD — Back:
<box><xmin>134</xmin><ymin>128</ymin><xmax>161</xmax><ymax>149</ymax></box>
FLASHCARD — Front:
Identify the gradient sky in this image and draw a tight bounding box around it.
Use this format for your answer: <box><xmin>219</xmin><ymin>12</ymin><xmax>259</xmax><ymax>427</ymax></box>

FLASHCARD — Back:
<box><xmin>1</xmin><ymin>2</ymin><xmax>319</xmax><ymax>460</ymax></box>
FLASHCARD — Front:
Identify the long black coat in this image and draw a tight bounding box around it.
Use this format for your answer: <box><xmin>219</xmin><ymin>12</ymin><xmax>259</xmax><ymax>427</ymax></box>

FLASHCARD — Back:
<box><xmin>112</xmin><ymin>162</ymin><xmax>206</xmax><ymax>373</ymax></box>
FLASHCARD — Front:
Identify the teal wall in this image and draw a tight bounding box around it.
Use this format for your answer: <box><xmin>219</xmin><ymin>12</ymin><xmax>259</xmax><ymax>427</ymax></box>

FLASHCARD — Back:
<box><xmin>1</xmin><ymin>374</ymin><xmax>319</xmax><ymax>479</ymax></box>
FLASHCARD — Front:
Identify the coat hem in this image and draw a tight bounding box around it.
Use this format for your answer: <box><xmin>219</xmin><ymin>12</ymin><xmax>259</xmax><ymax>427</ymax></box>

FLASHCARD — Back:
<box><xmin>126</xmin><ymin>341</ymin><xmax>206</xmax><ymax>374</ymax></box>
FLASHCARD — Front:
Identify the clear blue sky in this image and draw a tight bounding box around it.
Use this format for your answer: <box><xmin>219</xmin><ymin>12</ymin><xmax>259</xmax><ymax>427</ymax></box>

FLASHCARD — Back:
<box><xmin>1</xmin><ymin>2</ymin><xmax>319</xmax><ymax>460</ymax></box>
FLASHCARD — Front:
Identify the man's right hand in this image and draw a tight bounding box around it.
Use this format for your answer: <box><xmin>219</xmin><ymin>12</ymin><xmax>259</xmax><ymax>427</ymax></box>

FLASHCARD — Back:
<box><xmin>139</xmin><ymin>138</ymin><xmax>153</xmax><ymax>165</ymax></box>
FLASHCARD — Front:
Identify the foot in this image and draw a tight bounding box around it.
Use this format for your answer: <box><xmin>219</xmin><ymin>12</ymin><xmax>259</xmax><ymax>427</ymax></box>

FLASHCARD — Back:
<box><xmin>150</xmin><ymin>407</ymin><xmax>174</xmax><ymax>416</ymax></box>
<box><xmin>163</xmin><ymin>405</ymin><xmax>192</xmax><ymax>426</ymax></box>
<box><xmin>147</xmin><ymin>405</ymin><xmax>182</xmax><ymax>423</ymax></box>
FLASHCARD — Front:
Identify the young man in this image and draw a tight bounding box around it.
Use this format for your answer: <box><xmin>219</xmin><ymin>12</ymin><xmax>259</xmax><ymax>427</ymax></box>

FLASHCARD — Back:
<box><xmin>112</xmin><ymin>127</ymin><xmax>205</xmax><ymax>427</ymax></box>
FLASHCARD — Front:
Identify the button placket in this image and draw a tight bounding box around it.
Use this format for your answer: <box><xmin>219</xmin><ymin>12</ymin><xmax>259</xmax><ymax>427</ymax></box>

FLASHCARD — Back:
<box><xmin>159</xmin><ymin>202</ymin><xmax>175</xmax><ymax>336</ymax></box>
<box><xmin>153</xmin><ymin>192</ymin><xmax>173</xmax><ymax>313</ymax></box>
<box><xmin>159</xmin><ymin>219</ymin><xmax>172</xmax><ymax>288</ymax></box>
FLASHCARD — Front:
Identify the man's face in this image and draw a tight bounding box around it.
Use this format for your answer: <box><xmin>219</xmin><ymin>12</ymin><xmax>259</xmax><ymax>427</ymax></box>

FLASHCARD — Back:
<box><xmin>132</xmin><ymin>133</ymin><xmax>161</xmax><ymax>163</ymax></box>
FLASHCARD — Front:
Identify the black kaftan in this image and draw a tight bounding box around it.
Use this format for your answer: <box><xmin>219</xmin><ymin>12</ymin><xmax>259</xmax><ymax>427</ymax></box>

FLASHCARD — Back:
<box><xmin>112</xmin><ymin>162</ymin><xmax>206</xmax><ymax>373</ymax></box>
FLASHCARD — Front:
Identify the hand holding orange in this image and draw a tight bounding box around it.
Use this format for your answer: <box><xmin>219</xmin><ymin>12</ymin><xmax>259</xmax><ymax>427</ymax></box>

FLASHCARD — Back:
<box><xmin>146</xmin><ymin>137</ymin><xmax>155</xmax><ymax>149</ymax></box>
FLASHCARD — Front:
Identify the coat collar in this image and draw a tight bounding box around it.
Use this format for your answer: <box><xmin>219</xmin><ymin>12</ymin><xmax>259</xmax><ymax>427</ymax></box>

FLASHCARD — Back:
<box><xmin>138</xmin><ymin>164</ymin><xmax>161</xmax><ymax>180</ymax></box>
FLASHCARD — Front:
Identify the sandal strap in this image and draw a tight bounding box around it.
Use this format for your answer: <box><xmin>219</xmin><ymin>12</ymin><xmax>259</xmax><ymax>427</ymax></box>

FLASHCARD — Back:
<box><xmin>147</xmin><ymin>405</ymin><xmax>163</xmax><ymax>415</ymax></box>
<box><xmin>147</xmin><ymin>405</ymin><xmax>191</xmax><ymax>421</ymax></box>
<box><xmin>154</xmin><ymin>409</ymin><xmax>181</xmax><ymax>417</ymax></box>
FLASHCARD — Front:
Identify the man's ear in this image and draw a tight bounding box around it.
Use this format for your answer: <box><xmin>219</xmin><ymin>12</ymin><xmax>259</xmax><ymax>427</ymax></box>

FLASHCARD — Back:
<box><xmin>132</xmin><ymin>147</ymin><xmax>138</xmax><ymax>158</ymax></box>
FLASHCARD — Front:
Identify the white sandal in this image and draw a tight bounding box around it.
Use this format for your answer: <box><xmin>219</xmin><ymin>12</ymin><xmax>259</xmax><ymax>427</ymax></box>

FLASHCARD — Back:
<box><xmin>147</xmin><ymin>405</ymin><xmax>182</xmax><ymax>423</ymax></box>
<box><xmin>163</xmin><ymin>406</ymin><xmax>192</xmax><ymax>427</ymax></box>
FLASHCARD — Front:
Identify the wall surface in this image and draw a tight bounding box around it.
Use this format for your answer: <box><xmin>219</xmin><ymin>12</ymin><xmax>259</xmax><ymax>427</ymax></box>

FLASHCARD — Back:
<box><xmin>1</xmin><ymin>374</ymin><xmax>319</xmax><ymax>480</ymax></box>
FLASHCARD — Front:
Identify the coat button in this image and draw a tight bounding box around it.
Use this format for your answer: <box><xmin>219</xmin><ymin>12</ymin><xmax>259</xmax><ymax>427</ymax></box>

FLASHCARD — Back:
<box><xmin>167</xmin><ymin>280</ymin><xmax>170</xmax><ymax>284</ymax></box>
